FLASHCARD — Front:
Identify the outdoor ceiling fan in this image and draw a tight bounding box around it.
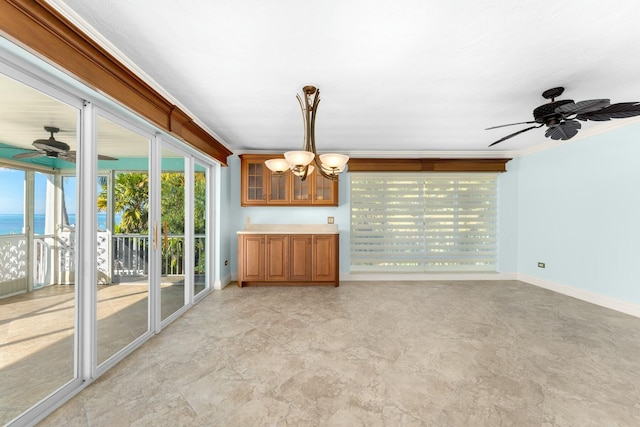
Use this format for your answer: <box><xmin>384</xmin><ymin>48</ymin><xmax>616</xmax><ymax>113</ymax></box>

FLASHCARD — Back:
<box><xmin>486</xmin><ymin>87</ymin><xmax>640</xmax><ymax>147</ymax></box>
<box><xmin>12</xmin><ymin>126</ymin><xmax>118</xmax><ymax>162</ymax></box>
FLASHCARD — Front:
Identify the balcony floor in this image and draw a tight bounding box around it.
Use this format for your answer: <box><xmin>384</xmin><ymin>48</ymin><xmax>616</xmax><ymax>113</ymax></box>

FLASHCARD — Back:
<box><xmin>0</xmin><ymin>280</ymin><xmax>192</xmax><ymax>425</ymax></box>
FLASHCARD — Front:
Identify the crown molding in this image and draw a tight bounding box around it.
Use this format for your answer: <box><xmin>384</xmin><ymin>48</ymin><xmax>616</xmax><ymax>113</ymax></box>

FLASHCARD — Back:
<box><xmin>0</xmin><ymin>0</ymin><xmax>232</xmax><ymax>164</ymax></box>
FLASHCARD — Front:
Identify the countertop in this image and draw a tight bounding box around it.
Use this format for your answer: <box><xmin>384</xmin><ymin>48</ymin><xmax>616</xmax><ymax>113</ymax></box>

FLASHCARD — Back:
<box><xmin>237</xmin><ymin>224</ymin><xmax>339</xmax><ymax>234</ymax></box>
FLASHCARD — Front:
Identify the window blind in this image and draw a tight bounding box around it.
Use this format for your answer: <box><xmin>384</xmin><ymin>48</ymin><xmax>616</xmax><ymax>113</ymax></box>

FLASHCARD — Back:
<box><xmin>350</xmin><ymin>172</ymin><xmax>498</xmax><ymax>272</ymax></box>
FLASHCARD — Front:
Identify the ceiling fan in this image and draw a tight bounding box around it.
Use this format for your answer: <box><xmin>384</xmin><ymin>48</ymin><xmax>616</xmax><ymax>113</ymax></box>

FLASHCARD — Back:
<box><xmin>486</xmin><ymin>87</ymin><xmax>640</xmax><ymax>147</ymax></box>
<box><xmin>12</xmin><ymin>126</ymin><xmax>117</xmax><ymax>162</ymax></box>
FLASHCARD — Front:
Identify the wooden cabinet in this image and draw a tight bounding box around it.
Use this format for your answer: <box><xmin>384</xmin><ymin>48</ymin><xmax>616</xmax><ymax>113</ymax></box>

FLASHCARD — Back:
<box><xmin>238</xmin><ymin>233</ymin><xmax>339</xmax><ymax>287</ymax></box>
<box><xmin>289</xmin><ymin>235</ymin><xmax>312</xmax><ymax>281</ymax></box>
<box><xmin>240</xmin><ymin>155</ymin><xmax>291</xmax><ymax>206</ymax></box>
<box><xmin>313</xmin><ymin>235</ymin><xmax>338</xmax><ymax>282</ymax></box>
<box><xmin>238</xmin><ymin>234</ymin><xmax>264</xmax><ymax>281</ymax></box>
<box><xmin>240</xmin><ymin>154</ymin><xmax>338</xmax><ymax>206</ymax></box>
<box><xmin>265</xmin><ymin>235</ymin><xmax>288</xmax><ymax>281</ymax></box>
<box><xmin>291</xmin><ymin>167</ymin><xmax>337</xmax><ymax>206</ymax></box>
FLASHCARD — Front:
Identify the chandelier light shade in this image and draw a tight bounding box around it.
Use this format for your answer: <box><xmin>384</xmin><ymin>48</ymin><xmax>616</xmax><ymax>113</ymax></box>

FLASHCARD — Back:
<box><xmin>265</xmin><ymin>85</ymin><xmax>349</xmax><ymax>180</ymax></box>
<box><xmin>319</xmin><ymin>153</ymin><xmax>349</xmax><ymax>172</ymax></box>
<box><xmin>264</xmin><ymin>158</ymin><xmax>290</xmax><ymax>174</ymax></box>
<box><xmin>284</xmin><ymin>150</ymin><xmax>315</xmax><ymax>167</ymax></box>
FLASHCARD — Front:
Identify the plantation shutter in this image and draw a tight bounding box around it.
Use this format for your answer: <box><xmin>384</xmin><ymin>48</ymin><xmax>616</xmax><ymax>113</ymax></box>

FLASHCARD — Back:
<box><xmin>350</xmin><ymin>172</ymin><xmax>498</xmax><ymax>272</ymax></box>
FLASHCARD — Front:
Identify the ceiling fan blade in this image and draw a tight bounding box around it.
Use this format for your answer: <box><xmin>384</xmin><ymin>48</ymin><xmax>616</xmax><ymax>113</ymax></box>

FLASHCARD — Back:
<box><xmin>485</xmin><ymin>120</ymin><xmax>537</xmax><ymax>130</ymax></box>
<box><xmin>555</xmin><ymin>99</ymin><xmax>610</xmax><ymax>116</ymax></box>
<box><xmin>13</xmin><ymin>151</ymin><xmax>46</xmax><ymax>160</ymax></box>
<box><xmin>544</xmin><ymin>120</ymin><xmax>581</xmax><ymax>140</ymax></box>
<box><xmin>488</xmin><ymin>124</ymin><xmax>542</xmax><ymax>147</ymax></box>
<box><xmin>576</xmin><ymin>102</ymin><xmax>640</xmax><ymax>121</ymax></box>
<box><xmin>58</xmin><ymin>152</ymin><xmax>76</xmax><ymax>162</ymax></box>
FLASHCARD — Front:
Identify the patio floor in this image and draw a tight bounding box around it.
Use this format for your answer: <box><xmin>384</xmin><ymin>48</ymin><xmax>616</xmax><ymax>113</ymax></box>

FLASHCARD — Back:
<box><xmin>0</xmin><ymin>280</ymin><xmax>196</xmax><ymax>425</ymax></box>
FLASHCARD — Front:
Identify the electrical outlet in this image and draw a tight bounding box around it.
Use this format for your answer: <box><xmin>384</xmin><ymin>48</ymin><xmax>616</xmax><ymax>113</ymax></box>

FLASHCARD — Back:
<box><xmin>328</xmin><ymin>216</ymin><xmax>334</xmax><ymax>224</ymax></box>
<box><xmin>538</xmin><ymin>262</ymin><xmax>545</xmax><ymax>268</ymax></box>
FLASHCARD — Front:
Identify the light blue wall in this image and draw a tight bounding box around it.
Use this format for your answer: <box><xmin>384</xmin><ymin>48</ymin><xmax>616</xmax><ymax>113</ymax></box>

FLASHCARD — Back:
<box><xmin>497</xmin><ymin>159</ymin><xmax>519</xmax><ymax>273</ymax></box>
<box><xmin>225</xmin><ymin>155</ymin><xmax>518</xmax><ymax>276</ymax></box>
<box><xmin>224</xmin><ymin>129</ymin><xmax>640</xmax><ymax>306</ymax></box>
<box><xmin>218</xmin><ymin>163</ymin><xmax>233</xmax><ymax>280</ymax></box>
<box><xmin>515</xmin><ymin>122</ymin><xmax>640</xmax><ymax>304</ymax></box>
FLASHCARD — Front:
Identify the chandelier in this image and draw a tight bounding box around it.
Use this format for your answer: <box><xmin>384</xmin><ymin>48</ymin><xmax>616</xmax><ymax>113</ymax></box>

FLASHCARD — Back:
<box><xmin>265</xmin><ymin>85</ymin><xmax>349</xmax><ymax>181</ymax></box>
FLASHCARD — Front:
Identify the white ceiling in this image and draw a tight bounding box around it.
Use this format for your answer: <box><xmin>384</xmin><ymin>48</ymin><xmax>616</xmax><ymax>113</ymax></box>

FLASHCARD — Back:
<box><xmin>28</xmin><ymin>1</ymin><xmax>640</xmax><ymax>157</ymax></box>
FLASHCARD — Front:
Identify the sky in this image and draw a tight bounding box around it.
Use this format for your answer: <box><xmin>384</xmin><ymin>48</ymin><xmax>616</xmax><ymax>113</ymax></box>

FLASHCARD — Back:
<box><xmin>0</xmin><ymin>167</ymin><xmax>26</xmax><ymax>214</ymax></box>
<box><xmin>0</xmin><ymin>167</ymin><xmax>76</xmax><ymax>215</ymax></box>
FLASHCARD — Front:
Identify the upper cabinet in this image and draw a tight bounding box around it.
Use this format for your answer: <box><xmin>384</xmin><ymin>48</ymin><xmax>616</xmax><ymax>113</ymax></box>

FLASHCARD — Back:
<box><xmin>240</xmin><ymin>154</ymin><xmax>338</xmax><ymax>207</ymax></box>
<box><xmin>240</xmin><ymin>154</ymin><xmax>290</xmax><ymax>206</ymax></box>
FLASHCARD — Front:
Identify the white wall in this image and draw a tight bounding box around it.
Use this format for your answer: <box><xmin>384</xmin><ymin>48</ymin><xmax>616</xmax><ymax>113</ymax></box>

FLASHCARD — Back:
<box><xmin>514</xmin><ymin>122</ymin><xmax>640</xmax><ymax>304</ymax></box>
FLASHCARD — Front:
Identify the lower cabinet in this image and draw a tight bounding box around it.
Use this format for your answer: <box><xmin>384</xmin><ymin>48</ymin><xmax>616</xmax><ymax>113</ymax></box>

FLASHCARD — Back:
<box><xmin>290</xmin><ymin>235</ymin><xmax>312</xmax><ymax>281</ymax></box>
<box><xmin>266</xmin><ymin>235</ymin><xmax>289</xmax><ymax>281</ymax></box>
<box><xmin>238</xmin><ymin>233</ymin><xmax>339</xmax><ymax>287</ymax></box>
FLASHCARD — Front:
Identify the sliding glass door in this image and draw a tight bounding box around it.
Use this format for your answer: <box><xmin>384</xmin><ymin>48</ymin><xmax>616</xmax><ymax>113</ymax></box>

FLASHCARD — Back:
<box><xmin>95</xmin><ymin>113</ymin><xmax>151</xmax><ymax>366</ymax></box>
<box><xmin>0</xmin><ymin>72</ymin><xmax>81</xmax><ymax>425</ymax></box>
<box><xmin>0</xmin><ymin>42</ymin><xmax>217</xmax><ymax>426</ymax></box>
<box><xmin>194</xmin><ymin>162</ymin><xmax>208</xmax><ymax>298</ymax></box>
<box><xmin>160</xmin><ymin>146</ymin><xmax>187</xmax><ymax>321</ymax></box>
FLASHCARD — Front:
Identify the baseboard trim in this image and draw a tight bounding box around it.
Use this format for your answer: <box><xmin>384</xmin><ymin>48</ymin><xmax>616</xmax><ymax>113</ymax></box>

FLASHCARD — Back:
<box><xmin>340</xmin><ymin>272</ymin><xmax>519</xmax><ymax>281</ymax></box>
<box><xmin>518</xmin><ymin>274</ymin><xmax>640</xmax><ymax>319</ymax></box>
<box><xmin>214</xmin><ymin>273</ymin><xmax>232</xmax><ymax>290</ymax></box>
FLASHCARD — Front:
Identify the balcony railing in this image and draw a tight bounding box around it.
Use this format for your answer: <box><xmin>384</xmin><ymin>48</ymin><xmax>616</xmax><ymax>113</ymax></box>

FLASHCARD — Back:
<box><xmin>0</xmin><ymin>232</ymin><xmax>205</xmax><ymax>297</ymax></box>
<box><xmin>110</xmin><ymin>234</ymin><xmax>206</xmax><ymax>279</ymax></box>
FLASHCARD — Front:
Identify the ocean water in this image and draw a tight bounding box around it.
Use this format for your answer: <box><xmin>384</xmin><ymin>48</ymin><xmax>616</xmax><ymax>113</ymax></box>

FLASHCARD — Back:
<box><xmin>0</xmin><ymin>213</ymin><xmax>109</xmax><ymax>235</ymax></box>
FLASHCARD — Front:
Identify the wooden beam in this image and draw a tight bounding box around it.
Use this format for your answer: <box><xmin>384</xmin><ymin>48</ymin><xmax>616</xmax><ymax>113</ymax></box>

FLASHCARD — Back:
<box><xmin>347</xmin><ymin>158</ymin><xmax>511</xmax><ymax>172</ymax></box>
<box><xmin>0</xmin><ymin>0</ymin><xmax>232</xmax><ymax>165</ymax></box>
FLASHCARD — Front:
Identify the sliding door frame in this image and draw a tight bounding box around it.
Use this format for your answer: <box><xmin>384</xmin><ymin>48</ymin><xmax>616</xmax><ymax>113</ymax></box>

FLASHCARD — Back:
<box><xmin>0</xmin><ymin>38</ymin><xmax>219</xmax><ymax>427</ymax></box>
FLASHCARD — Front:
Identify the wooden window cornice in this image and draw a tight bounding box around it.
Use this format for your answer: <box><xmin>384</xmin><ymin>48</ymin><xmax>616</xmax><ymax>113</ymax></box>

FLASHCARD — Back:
<box><xmin>347</xmin><ymin>158</ymin><xmax>511</xmax><ymax>173</ymax></box>
<box><xmin>0</xmin><ymin>0</ymin><xmax>232</xmax><ymax>165</ymax></box>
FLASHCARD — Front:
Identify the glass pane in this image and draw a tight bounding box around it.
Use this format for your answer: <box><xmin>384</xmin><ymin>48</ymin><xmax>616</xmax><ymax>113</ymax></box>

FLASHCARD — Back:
<box><xmin>34</xmin><ymin>172</ymin><xmax>56</xmax><ymax>289</ymax></box>
<box><xmin>270</xmin><ymin>174</ymin><xmax>287</xmax><ymax>200</ymax></box>
<box><xmin>247</xmin><ymin>162</ymin><xmax>263</xmax><ymax>200</ymax></box>
<box><xmin>96</xmin><ymin>115</ymin><xmax>150</xmax><ymax>365</ymax></box>
<box><xmin>316</xmin><ymin>173</ymin><xmax>331</xmax><ymax>201</ymax></box>
<box><xmin>161</xmin><ymin>148</ymin><xmax>186</xmax><ymax>321</ymax></box>
<box><xmin>0</xmin><ymin>72</ymin><xmax>79</xmax><ymax>424</ymax></box>
<box><xmin>194</xmin><ymin>164</ymin><xmax>207</xmax><ymax>297</ymax></box>
<box><xmin>60</xmin><ymin>176</ymin><xmax>77</xmax><ymax>293</ymax></box>
<box><xmin>0</xmin><ymin>168</ymin><xmax>27</xmax><ymax>296</ymax></box>
<box><xmin>293</xmin><ymin>174</ymin><xmax>311</xmax><ymax>201</ymax></box>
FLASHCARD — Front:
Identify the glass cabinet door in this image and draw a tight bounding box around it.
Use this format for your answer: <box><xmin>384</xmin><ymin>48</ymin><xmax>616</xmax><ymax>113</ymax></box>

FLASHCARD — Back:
<box><xmin>246</xmin><ymin>161</ymin><xmax>264</xmax><ymax>202</ymax></box>
<box><xmin>268</xmin><ymin>172</ymin><xmax>289</xmax><ymax>204</ymax></box>
<box><xmin>314</xmin><ymin>172</ymin><xmax>333</xmax><ymax>202</ymax></box>
<box><xmin>292</xmin><ymin>173</ymin><xmax>312</xmax><ymax>203</ymax></box>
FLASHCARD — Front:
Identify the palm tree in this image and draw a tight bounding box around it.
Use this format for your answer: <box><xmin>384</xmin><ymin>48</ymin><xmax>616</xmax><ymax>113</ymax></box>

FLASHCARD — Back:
<box><xmin>98</xmin><ymin>172</ymin><xmax>149</xmax><ymax>234</ymax></box>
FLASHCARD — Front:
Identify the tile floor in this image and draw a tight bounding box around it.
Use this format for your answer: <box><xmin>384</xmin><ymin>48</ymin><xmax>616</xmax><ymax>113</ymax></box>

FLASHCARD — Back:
<box><xmin>19</xmin><ymin>281</ymin><xmax>640</xmax><ymax>425</ymax></box>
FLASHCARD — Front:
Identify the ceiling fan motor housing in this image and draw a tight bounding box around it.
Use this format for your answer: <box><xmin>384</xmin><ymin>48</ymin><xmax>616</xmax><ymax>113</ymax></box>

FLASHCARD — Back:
<box><xmin>533</xmin><ymin>99</ymin><xmax>573</xmax><ymax>124</ymax></box>
<box><xmin>32</xmin><ymin>138</ymin><xmax>70</xmax><ymax>153</ymax></box>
